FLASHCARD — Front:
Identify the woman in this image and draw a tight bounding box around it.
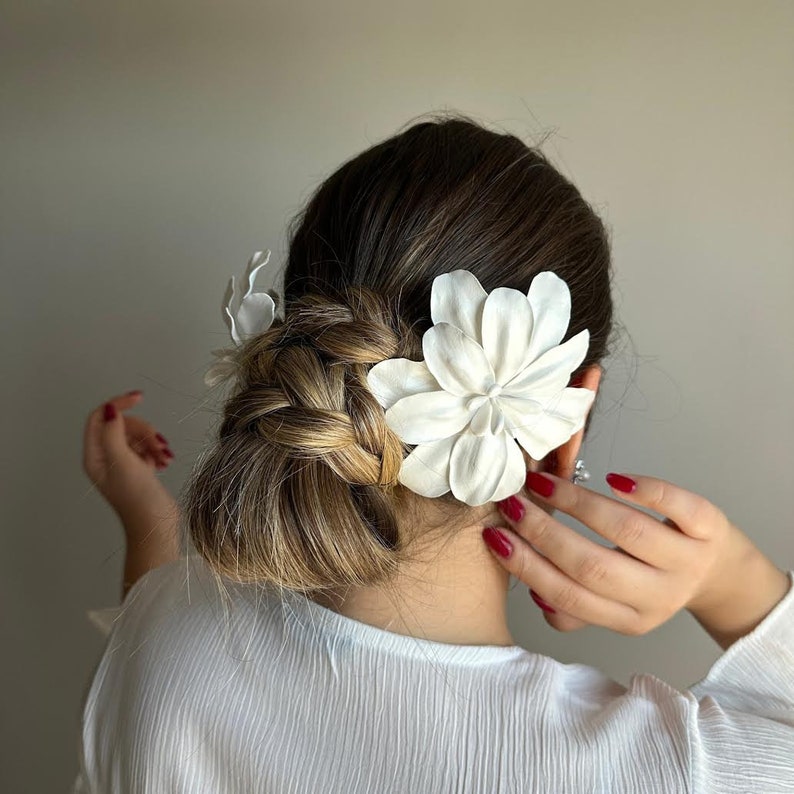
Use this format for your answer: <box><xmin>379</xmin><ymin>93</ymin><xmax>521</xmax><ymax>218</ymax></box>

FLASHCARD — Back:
<box><xmin>76</xmin><ymin>114</ymin><xmax>794</xmax><ymax>792</ymax></box>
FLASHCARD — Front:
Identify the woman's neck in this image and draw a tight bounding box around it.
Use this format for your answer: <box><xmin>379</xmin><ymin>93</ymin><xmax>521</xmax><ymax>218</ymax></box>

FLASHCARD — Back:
<box><xmin>310</xmin><ymin>503</ymin><xmax>519</xmax><ymax>648</ymax></box>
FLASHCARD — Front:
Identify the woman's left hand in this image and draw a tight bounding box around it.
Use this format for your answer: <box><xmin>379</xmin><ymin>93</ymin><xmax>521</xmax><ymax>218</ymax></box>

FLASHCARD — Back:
<box><xmin>82</xmin><ymin>391</ymin><xmax>177</xmax><ymax>526</ymax></box>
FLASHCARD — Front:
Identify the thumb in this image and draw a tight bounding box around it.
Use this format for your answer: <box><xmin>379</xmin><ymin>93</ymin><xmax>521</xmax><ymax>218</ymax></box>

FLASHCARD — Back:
<box><xmin>83</xmin><ymin>393</ymin><xmax>145</xmax><ymax>487</ymax></box>
<box><xmin>100</xmin><ymin>401</ymin><xmax>134</xmax><ymax>463</ymax></box>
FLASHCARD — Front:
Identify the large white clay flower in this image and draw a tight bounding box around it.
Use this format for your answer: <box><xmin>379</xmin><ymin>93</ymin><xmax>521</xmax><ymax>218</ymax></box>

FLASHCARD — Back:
<box><xmin>204</xmin><ymin>250</ymin><xmax>277</xmax><ymax>387</ymax></box>
<box><xmin>366</xmin><ymin>270</ymin><xmax>595</xmax><ymax>506</ymax></box>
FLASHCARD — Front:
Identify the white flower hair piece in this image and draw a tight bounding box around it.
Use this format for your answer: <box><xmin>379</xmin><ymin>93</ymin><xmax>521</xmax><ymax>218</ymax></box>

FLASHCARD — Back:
<box><xmin>366</xmin><ymin>270</ymin><xmax>596</xmax><ymax>506</ymax></box>
<box><xmin>204</xmin><ymin>250</ymin><xmax>277</xmax><ymax>387</ymax></box>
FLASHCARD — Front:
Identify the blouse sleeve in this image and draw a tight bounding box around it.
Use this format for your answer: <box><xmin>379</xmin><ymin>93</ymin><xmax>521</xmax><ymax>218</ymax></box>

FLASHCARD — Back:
<box><xmin>84</xmin><ymin>566</ymin><xmax>168</xmax><ymax>638</ymax></box>
<box><xmin>86</xmin><ymin>606</ymin><xmax>125</xmax><ymax>638</ymax></box>
<box><xmin>84</xmin><ymin>558</ymin><xmax>186</xmax><ymax>638</ymax></box>
<box><xmin>683</xmin><ymin>569</ymin><xmax>794</xmax><ymax>793</ymax></box>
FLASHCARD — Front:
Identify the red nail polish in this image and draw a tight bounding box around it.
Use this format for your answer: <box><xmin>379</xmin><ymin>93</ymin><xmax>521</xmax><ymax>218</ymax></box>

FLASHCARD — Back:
<box><xmin>163</xmin><ymin>448</ymin><xmax>174</xmax><ymax>458</ymax></box>
<box><xmin>496</xmin><ymin>495</ymin><xmax>524</xmax><ymax>522</ymax></box>
<box><xmin>156</xmin><ymin>432</ymin><xmax>168</xmax><ymax>444</ymax></box>
<box><xmin>482</xmin><ymin>527</ymin><xmax>512</xmax><ymax>558</ymax></box>
<box><xmin>530</xmin><ymin>590</ymin><xmax>557</xmax><ymax>614</ymax></box>
<box><xmin>103</xmin><ymin>403</ymin><xmax>117</xmax><ymax>421</ymax></box>
<box><xmin>525</xmin><ymin>471</ymin><xmax>555</xmax><ymax>498</ymax></box>
<box><xmin>605</xmin><ymin>473</ymin><xmax>636</xmax><ymax>493</ymax></box>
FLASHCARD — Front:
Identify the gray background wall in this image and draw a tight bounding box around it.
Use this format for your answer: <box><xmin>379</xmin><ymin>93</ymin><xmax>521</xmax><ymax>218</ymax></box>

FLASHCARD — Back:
<box><xmin>2</xmin><ymin>1</ymin><xmax>792</xmax><ymax>790</ymax></box>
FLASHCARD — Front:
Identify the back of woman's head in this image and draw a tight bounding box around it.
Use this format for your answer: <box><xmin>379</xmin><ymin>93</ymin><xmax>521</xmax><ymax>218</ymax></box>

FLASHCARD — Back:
<box><xmin>182</xmin><ymin>112</ymin><xmax>615</xmax><ymax>596</ymax></box>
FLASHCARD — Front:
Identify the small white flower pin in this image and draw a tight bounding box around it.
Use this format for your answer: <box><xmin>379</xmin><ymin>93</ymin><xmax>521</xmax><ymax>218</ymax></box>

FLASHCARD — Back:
<box><xmin>204</xmin><ymin>250</ymin><xmax>277</xmax><ymax>387</ymax></box>
<box><xmin>366</xmin><ymin>270</ymin><xmax>595</xmax><ymax>506</ymax></box>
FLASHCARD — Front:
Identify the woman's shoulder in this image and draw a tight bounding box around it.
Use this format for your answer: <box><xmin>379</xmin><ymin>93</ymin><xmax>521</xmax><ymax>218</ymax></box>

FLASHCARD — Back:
<box><xmin>114</xmin><ymin>553</ymin><xmax>270</xmax><ymax>640</ymax></box>
<box><xmin>115</xmin><ymin>554</ymin><xmax>214</xmax><ymax>629</ymax></box>
<box><xmin>92</xmin><ymin>554</ymin><xmax>285</xmax><ymax>704</ymax></box>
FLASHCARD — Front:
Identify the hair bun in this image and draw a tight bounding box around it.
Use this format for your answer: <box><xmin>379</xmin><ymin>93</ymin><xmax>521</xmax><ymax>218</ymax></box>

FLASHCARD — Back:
<box><xmin>183</xmin><ymin>286</ymin><xmax>417</xmax><ymax>591</ymax></box>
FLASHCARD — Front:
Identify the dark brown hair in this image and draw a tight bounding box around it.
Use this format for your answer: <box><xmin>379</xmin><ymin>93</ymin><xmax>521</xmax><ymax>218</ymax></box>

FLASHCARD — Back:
<box><xmin>182</xmin><ymin>111</ymin><xmax>615</xmax><ymax>597</ymax></box>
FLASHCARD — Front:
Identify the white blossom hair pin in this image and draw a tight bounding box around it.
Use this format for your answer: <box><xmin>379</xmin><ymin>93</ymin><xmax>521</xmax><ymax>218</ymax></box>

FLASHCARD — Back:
<box><xmin>204</xmin><ymin>250</ymin><xmax>277</xmax><ymax>387</ymax></box>
<box><xmin>366</xmin><ymin>270</ymin><xmax>595</xmax><ymax>506</ymax></box>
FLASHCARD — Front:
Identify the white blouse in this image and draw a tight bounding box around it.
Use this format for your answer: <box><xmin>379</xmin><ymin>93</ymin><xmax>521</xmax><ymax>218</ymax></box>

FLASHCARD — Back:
<box><xmin>73</xmin><ymin>555</ymin><xmax>794</xmax><ymax>793</ymax></box>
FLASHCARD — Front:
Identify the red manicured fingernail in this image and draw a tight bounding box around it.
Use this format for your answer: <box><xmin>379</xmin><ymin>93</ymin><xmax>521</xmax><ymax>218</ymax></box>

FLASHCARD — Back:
<box><xmin>606</xmin><ymin>473</ymin><xmax>637</xmax><ymax>493</ymax></box>
<box><xmin>103</xmin><ymin>403</ymin><xmax>117</xmax><ymax>421</ymax></box>
<box><xmin>156</xmin><ymin>432</ymin><xmax>168</xmax><ymax>444</ymax></box>
<box><xmin>525</xmin><ymin>471</ymin><xmax>555</xmax><ymax>498</ymax></box>
<box><xmin>482</xmin><ymin>527</ymin><xmax>513</xmax><ymax>558</ymax></box>
<box><xmin>163</xmin><ymin>447</ymin><xmax>174</xmax><ymax>458</ymax></box>
<box><xmin>496</xmin><ymin>495</ymin><xmax>525</xmax><ymax>522</ymax></box>
<box><xmin>530</xmin><ymin>590</ymin><xmax>557</xmax><ymax>614</ymax></box>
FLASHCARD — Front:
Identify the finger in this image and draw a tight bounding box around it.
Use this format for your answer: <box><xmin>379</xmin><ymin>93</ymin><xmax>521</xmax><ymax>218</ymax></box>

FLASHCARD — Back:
<box><xmin>539</xmin><ymin>545</ymin><xmax>640</xmax><ymax>633</ymax></box>
<box><xmin>83</xmin><ymin>392</ymin><xmax>147</xmax><ymax>477</ymax></box>
<box><xmin>523</xmin><ymin>471</ymin><xmax>699</xmax><ymax>568</ymax></box>
<box><xmin>100</xmin><ymin>399</ymin><xmax>134</xmax><ymax>461</ymax></box>
<box><xmin>148</xmin><ymin>443</ymin><xmax>173</xmax><ymax>468</ymax></box>
<box><xmin>130</xmin><ymin>433</ymin><xmax>170</xmax><ymax>467</ymax></box>
<box><xmin>537</xmin><ymin>605</ymin><xmax>590</xmax><ymax>633</ymax></box>
<box><xmin>527</xmin><ymin>587</ymin><xmax>591</xmax><ymax>632</ymax></box>
<box><xmin>84</xmin><ymin>391</ymin><xmax>144</xmax><ymax>444</ymax></box>
<box><xmin>603</xmin><ymin>473</ymin><xmax>719</xmax><ymax>541</ymax></box>
<box><xmin>145</xmin><ymin>450</ymin><xmax>169</xmax><ymax>470</ymax></box>
<box><xmin>101</xmin><ymin>392</ymin><xmax>148</xmax><ymax>455</ymax></box>
<box><xmin>104</xmin><ymin>390</ymin><xmax>146</xmax><ymax>412</ymax></box>
<box><xmin>485</xmin><ymin>525</ymin><xmax>640</xmax><ymax>634</ymax></box>
<box><xmin>124</xmin><ymin>415</ymin><xmax>170</xmax><ymax>461</ymax></box>
<box><xmin>498</xmin><ymin>494</ymin><xmax>658</xmax><ymax>606</ymax></box>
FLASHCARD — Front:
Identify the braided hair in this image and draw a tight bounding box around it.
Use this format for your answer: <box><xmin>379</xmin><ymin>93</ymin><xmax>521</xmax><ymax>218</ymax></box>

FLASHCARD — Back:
<box><xmin>184</xmin><ymin>286</ymin><xmax>436</xmax><ymax>593</ymax></box>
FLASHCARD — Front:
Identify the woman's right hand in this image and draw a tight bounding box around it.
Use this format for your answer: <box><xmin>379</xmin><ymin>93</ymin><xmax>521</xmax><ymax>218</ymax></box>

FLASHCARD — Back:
<box><xmin>486</xmin><ymin>471</ymin><xmax>766</xmax><ymax>637</ymax></box>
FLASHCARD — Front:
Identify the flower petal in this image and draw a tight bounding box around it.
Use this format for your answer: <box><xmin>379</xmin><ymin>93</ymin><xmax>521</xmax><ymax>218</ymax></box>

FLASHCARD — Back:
<box><xmin>497</xmin><ymin>394</ymin><xmax>547</xmax><ymax>457</ymax></box>
<box><xmin>449</xmin><ymin>431</ymin><xmax>523</xmax><ymax>506</ymax></box>
<box><xmin>481</xmin><ymin>287</ymin><xmax>535</xmax><ymax>384</ymax></box>
<box><xmin>524</xmin><ymin>271</ymin><xmax>572</xmax><ymax>366</ymax></box>
<box><xmin>491</xmin><ymin>436</ymin><xmax>527</xmax><ymax>502</ymax></box>
<box><xmin>236</xmin><ymin>292</ymin><xmax>276</xmax><ymax>340</ymax></box>
<box><xmin>398</xmin><ymin>436</ymin><xmax>456</xmax><ymax>498</ymax></box>
<box><xmin>385</xmin><ymin>390</ymin><xmax>471</xmax><ymax>444</ymax></box>
<box><xmin>222</xmin><ymin>251</ymin><xmax>275</xmax><ymax>346</ymax></box>
<box><xmin>500</xmin><ymin>387</ymin><xmax>596</xmax><ymax>460</ymax></box>
<box><xmin>366</xmin><ymin>359</ymin><xmax>440</xmax><ymax>409</ymax></box>
<box><xmin>469</xmin><ymin>400</ymin><xmax>493</xmax><ymax>436</ymax></box>
<box><xmin>223</xmin><ymin>276</ymin><xmax>241</xmax><ymax>345</ymax></box>
<box><xmin>423</xmin><ymin>323</ymin><xmax>495</xmax><ymax>397</ymax></box>
<box><xmin>430</xmin><ymin>270</ymin><xmax>488</xmax><ymax>345</ymax></box>
<box><xmin>244</xmin><ymin>250</ymin><xmax>272</xmax><ymax>298</ymax></box>
<box><xmin>490</xmin><ymin>402</ymin><xmax>506</xmax><ymax>435</ymax></box>
<box><xmin>513</xmin><ymin>414</ymin><xmax>578</xmax><ymax>460</ymax></box>
<box><xmin>502</xmin><ymin>329</ymin><xmax>590</xmax><ymax>397</ymax></box>
<box><xmin>544</xmin><ymin>387</ymin><xmax>597</xmax><ymax>433</ymax></box>
<box><xmin>496</xmin><ymin>394</ymin><xmax>545</xmax><ymax>426</ymax></box>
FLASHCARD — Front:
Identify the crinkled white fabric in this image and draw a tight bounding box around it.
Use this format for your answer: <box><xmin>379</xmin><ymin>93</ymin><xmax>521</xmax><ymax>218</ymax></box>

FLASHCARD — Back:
<box><xmin>73</xmin><ymin>556</ymin><xmax>794</xmax><ymax>793</ymax></box>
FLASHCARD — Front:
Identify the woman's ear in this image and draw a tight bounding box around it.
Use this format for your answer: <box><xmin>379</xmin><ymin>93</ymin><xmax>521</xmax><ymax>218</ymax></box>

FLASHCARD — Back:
<box><xmin>545</xmin><ymin>365</ymin><xmax>602</xmax><ymax>480</ymax></box>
